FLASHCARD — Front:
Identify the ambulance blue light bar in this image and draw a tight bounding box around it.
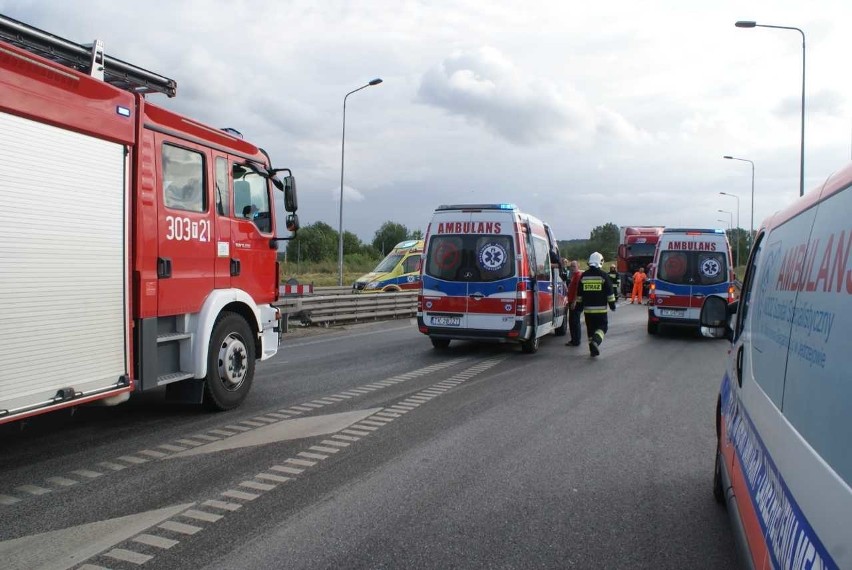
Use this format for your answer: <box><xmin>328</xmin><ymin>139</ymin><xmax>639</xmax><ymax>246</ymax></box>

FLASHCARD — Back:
<box><xmin>663</xmin><ymin>228</ymin><xmax>724</xmax><ymax>234</ymax></box>
<box><xmin>436</xmin><ymin>203</ymin><xmax>518</xmax><ymax>211</ymax></box>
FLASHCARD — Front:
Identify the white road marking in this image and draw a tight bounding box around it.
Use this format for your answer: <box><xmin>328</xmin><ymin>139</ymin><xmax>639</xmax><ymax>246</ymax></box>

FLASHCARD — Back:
<box><xmin>351</xmin><ymin>424</ymin><xmax>379</xmax><ymax>431</ymax></box>
<box><xmin>78</xmin><ymin>565</ymin><xmax>110</xmax><ymax>570</ymax></box>
<box><xmin>265</xmin><ymin>413</ymin><xmax>291</xmax><ymax>420</ymax></box>
<box><xmin>240</xmin><ymin>480</ymin><xmax>275</xmax><ymax>492</ymax></box>
<box><xmin>72</xmin><ymin>469</ymin><xmax>103</xmax><ymax>479</ymax></box>
<box><xmin>301</xmin><ymin>403</ymin><xmax>324</xmax><ymax>408</ymax></box>
<box><xmin>117</xmin><ymin>456</ymin><xmax>148</xmax><ymax>465</ymax></box>
<box><xmin>270</xmin><ymin>465</ymin><xmax>304</xmax><ymax>475</ymax></box>
<box><xmin>181</xmin><ymin>509</ymin><xmax>223</xmax><ymax>523</ymax></box>
<box><xmin>330</xmin><ymin>393</ymin><xmax>352</xmax><ymax>399</ymax></box>
<box><xmin>190</xmin><ymin>434</ymin><xmax>220</xmax><ymax>442</ymax></box>
<box><xmin>314</xmin><ymin>399</ymin><xmax>338</xmax><ymax>405</ymax></box>
<box><xmin>298</xmin><ymin>452</ymin><xmax>328</xmax><ymax>461</ymax></box>
<box><xmin>321</xmin><ymin>439</ymin><xmax>350</xmax><ymax>448</ymax></box>
<box><xmin>358</xmin><ymin>420</ymin><xmax>389</xmax><ymax>427</ymax></box>
<box><xmin>167</xmin><ymin>409</ymin><xmax>381</xmax><ymax>457</ymax></box>
<box><xmin>16</xmin><ymin>485</ymin><xmax>50</xmax><ymax>495</ymax></box>
<box><xmin>203</xmin><ymin>499</ymin><xmax>242</xmax><ymax>512</ymax></box>
<box><xmin>252</xmin><ymin>416</ymin><xmax>279</xmax><ymax>423</ymax></box>
<box><xmin>133</xmin><ymin>533</ymin><xmax>178</xmax><ymax>549</ymax></box>
<box><xmin>157</xmin><ymin>444</ymin><xmax>188</xmax><ymax>453</ymax></box>
<box><xmin>389</xmin><ymin>405</ymin><xmax>415</xmax><ymax>411</ymax></box>
<box><xmin>159</xmin><ymin>520</ymin><xmax>203</xmax><ymax>535</ymax></box>
<box><xmin>47</xmin><ymin>477</ymin><xmax>78</xmax><ymax>487</ymax></box>
<box><xmin>0</xmin><ymin>502</ymin><xmax>193</xmax><ymax>570</ymax></box>
<box><xmin>137</xmin><ymin>449</ymin><xmax>168</xmax><ymax>459</ymax></box>
<box><xmin>285</xmin><ymin>458</ymin><xmax>316</xmax><ymax>467</ymax></box>
<box><xmin>207</xmin><ymin>429</ymin><xmax>237</xmax><ymax>437</ymax></box>
<box><xmin>224</xmin><ymin>424</ymin><xmax>252</xmax><ymax>432</ymax></box>
<box><xmin>285</xmin><ymin>408</ymin><xmax>307</xmax><ymax>413</ymax></box>
<box><xmin>98</xmin><ymin>461</ymin><xmax>127</xmax><ymax>471</ymax></box>
<box><xmin>375</xmin><ymin>412</ymin><xmax>401</xmax><ymax>418</ymax></box>
<box><xmin>104</xmin><ymin>548</ymin><xmax>152</xmax><ymax>564</ymax></box>
<box><xmin>332</xmin><ymin>434</ymin><xmax>360</xmax><ymax>442</ymax></box>
<box><xmin>341</xmin><ymin>429</ymin><xmax>371</xmax><ymax>436</ymax></box>
<box><xmin>310</xmin><ymin>445</ymin><xmax>340</xmax><ymax>454</ymax></box>
<box><xmin>221</xmin><ymin>489</ymin><xmax>260</xmax><ymax>502</ymax></box>
<box><xmin>0</xmin><ymin>494</ymin><xmax>21</xmax><ymax>505</ymax></box>
<box><xmin>238</xmin><ymin>420</ymin><xmax>266</xmax><ymax>427</ymax></box>
<box><xmin>256</xmin><ymin>473</ymin><xmax>291</xmax><ymax>483</ymax></box>
<box><xmin>174</xmin><ymin>439</ymin><xmax>205</xmax><ymax>447</ymax></box>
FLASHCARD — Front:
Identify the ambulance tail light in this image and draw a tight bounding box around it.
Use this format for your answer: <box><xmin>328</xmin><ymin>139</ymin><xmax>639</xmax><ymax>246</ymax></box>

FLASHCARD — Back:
<box><xmin>417</xmin><ymin>294</ymin><xmax>423</xmax><ymax>312</ymax></box>
<box><xmin>515</xmin><ymin>281</ymin><xmax>530</xmax><ymax>316</ymax></box>
<box><xmin>648</xmin><ymin>282</ymin><xmax>656</xmax><ymax>304</ymax></box>
<box><xmin>728</xmin><ymin>285</ymin><xmax>735</xmax><ymax>304</ymax></box>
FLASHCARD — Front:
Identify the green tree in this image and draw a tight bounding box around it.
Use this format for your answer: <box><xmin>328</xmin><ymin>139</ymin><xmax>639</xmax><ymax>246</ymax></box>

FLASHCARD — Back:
<box><xmin>725</xmin><ymin>227</ymin><xmax>750</xmax><ymax>269</ymax></box>
<box><xmin>342</xmin><ymin>230</ymin><xmax>362</xmax><ymax>255</ymax></box>
<box><xmin>588</xmin><ymin>222</ymin><xmax>619</xmax><ymax>262</ymax></box>
<box><xmin>410</xmin><ymin>229</ymin><xmax>424</xmax><ymax>240</ymax></box>
<box><xmin>372</xmin><ymin>221</ymin><xmax>409</xmax><ymax>254</ymax></box>
<box><xmin>286</xmin><ymin>221</ymin><xmax>338</xmax><ymax>262</ymax></box>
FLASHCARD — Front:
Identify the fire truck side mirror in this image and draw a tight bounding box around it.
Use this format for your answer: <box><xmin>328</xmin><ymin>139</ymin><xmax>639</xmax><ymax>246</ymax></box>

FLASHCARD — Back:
<box><xmin>286</xmin><ymin>213</ymin><xmax>299</xmax><ymax>233</ymax></box>
<box><xmin>283</xmin><ymin>176</ymin><xmax>298</xmax><ymax>213</ymax></box>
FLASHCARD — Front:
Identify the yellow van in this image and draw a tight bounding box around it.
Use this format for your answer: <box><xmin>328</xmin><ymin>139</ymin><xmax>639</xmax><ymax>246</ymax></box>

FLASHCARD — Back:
<box><xmin>352</xmin><ymin>240</ymin><xmax>424</xmax><ymax>293</ymax></box>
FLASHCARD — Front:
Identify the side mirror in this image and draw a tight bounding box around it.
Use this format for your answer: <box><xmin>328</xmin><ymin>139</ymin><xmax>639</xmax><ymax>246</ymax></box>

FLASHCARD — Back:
<box><xmin>286</xmin><ymin>213</ymin><xmax>299</xmax><ymax>233</ymax></box>
<box><xmin>699</xmin><ymin>295</ymin><xmax>733</xmax><ymax>341</ymax></box>
<box><xmin>283</xmin><ymin>176</ymin><xmax>298</xmax><ymax>212</ymax></box>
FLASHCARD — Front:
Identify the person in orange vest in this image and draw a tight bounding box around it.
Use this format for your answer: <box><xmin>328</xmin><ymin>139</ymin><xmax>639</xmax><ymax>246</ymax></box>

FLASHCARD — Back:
<box><xmin>630</xmin><ymin>267</ymin><xmax>646</xmax><ymax>304</ymax></box>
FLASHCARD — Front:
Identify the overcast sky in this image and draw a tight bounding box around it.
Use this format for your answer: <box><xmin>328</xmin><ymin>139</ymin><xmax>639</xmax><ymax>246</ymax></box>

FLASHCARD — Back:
<box><xmin>4</xmin><ymin>0</ymin><xmax>851</xmax><ymax>241</ymax></box>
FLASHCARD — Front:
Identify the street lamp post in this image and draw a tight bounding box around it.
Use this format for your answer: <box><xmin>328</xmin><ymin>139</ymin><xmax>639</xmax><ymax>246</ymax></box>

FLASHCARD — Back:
<box><xmin>723</xmin><ymin>156</ymin><xmax>755</xmax><ymax>245</ymax></box>
<box><xmin>735</xmin><ymin>20</ymin><xmax>806</xmax><ymax>197</ymax></box>
<box><xmin>338</xmin><ymin>78</ymin><xmax>383</xmax><ymax>286</ymax></box>
<box><xmin>719</xmin><ymin>191</ymin><xmax>740</xmax><ymax>267</ymax></box>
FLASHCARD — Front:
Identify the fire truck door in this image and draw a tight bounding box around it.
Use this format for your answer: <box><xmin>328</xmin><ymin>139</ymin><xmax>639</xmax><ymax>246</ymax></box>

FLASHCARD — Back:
<box><xmin>213</xmin><ymin>155</ymin><xmax>232</xmax><ymax>289</ymax></box>
<box><xmin>230</xmin><ymin>167</ymin><xmax>276</xmax><ymax>303</ymax></box>
<box><xmin>156</xmin><ymin>139</ymin><xmax>215</xmax><ymax>315</ymax></box>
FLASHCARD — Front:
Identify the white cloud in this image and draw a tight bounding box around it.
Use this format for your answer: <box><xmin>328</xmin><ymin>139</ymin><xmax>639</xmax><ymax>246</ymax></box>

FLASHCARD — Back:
<box><xmin>417</xmin><ymin>47</ymin><xmax>644</xmax><ymax>147</ymax></box>
<box><xmin>331</xmin><ymin>185</ymin><xmax>366</xmax><ymax>203</ymax></box>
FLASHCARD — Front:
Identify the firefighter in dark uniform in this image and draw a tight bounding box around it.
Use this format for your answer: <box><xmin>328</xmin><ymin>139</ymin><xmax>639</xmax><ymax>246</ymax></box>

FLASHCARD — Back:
<box><xmin>607</xmin><ymin>264</ymin><xmax>620</xmax><ymax>300</ymax></box>
<box><xmin>577</xmin><ymin>252</ymin><xmax>616</xmax><ymax>357</ymax></box>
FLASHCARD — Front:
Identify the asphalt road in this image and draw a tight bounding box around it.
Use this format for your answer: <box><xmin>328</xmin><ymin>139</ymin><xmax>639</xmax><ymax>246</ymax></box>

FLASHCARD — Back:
<box><xmin>0</xmin><ymin>303</ymin><xmax>739</xmax><ymax>569</ymax></box>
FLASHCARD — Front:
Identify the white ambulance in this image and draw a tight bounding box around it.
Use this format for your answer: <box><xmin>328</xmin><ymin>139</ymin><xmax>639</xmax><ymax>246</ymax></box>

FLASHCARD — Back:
<box><xmin>417</xmin><ymin>203</ymin><xmax>568</xmax><ymax>353</ymax></box>
<box><xmin>647</xmin><ymin>228</ymin><xmax>735</xmax><ymax>334</ymax></box>
<box><xmin>700</xmin><ymin>162</ymin><xmax>852</xmax><ymax>570</ymax></box>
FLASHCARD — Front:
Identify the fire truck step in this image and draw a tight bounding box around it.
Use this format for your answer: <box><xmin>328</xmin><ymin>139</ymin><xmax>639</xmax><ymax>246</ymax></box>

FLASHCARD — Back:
<box><xmin>157</xmin><ymin>332</ymin><xmax>193</xmax><ymax>344</ymax></box>
<box><xmin>157</xmin><ymin>371</ymin><xmax>195</xmax><ymax>386</ymax></box>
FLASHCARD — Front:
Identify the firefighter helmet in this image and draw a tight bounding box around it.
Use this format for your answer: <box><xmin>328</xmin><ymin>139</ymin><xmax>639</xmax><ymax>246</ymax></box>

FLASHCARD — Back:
<box><xmin>589</xmin><ymin>252</ymin><xmax>604</xmax><ymax>268</ymax></box>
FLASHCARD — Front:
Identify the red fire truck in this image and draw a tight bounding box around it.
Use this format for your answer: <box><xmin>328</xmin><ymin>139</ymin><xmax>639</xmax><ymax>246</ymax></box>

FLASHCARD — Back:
<box><xmin>0</xmin><ymin>16</ymin><xmax>299</xmax><ymax>424</ymax></box>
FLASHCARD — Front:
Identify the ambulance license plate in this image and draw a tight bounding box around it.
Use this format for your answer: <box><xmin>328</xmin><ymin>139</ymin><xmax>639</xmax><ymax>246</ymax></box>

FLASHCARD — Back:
<box><xmin>660</xmin><ymin>309</ymin><xmax>685</xmax><ymax>317</ymax></box>
<box><xmin>432</xmin><ymin>316</ymin><xmax>461</xmax><ymax>326</ymax></box>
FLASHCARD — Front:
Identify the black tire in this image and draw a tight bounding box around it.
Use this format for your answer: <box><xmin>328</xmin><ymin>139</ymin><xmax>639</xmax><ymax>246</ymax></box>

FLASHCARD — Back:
<box><xmin>554</xmin><ymin>306</ymin><xmax>568</xmax><ymax>337</ymax></box>
<box><xmin>204</xmin><ymin>312</ymin><xmax>255</xmax><ymax>411</ymax></box>
<box><xmin>430</xmin><ymin>337</ymin><xmax>450</xmax><ymax>349</ymax></box>
<box><xmin>521</xmin><ymin>335</ymin><xmax>540</xmax><ymax>354</ymax></box>
<box><xmin>647</xmin><ymin>319</ymin><xmax>659</xmax><ymax>335</ymax></box>
<box><xmin>713</xmin><ymin>444</ymin><xmax>726</xmax><ymax>506</ymax></box>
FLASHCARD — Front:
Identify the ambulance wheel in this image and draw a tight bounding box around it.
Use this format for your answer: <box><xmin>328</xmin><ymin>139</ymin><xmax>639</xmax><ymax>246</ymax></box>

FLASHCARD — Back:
<box><xmin>554</xmin><ymin>307</ymin><xmax>568</xmax><ymax>337</ymax></box>
<box><xmin>647</xmin><ymin>320</ymin><xmax>659</xmax><ymax>335</ymax></box>
<box><xmin>430</xmin><ymin>337</ymin><xmax>450</xmax><ymax>349</ymax></box>
<box><xmin>204</xmin><ymin>312</ymin><xmax>255</xmax><ymax>411</ymax></box>
<box><xmin>713</xmin><ymin>444</ymin><xmax>726</xmax><ymax>506</ymax></box>
<box><xmin>521</xmin><ymin>335</ymin><xmax>540</xmax><ymax>354</ymax></box>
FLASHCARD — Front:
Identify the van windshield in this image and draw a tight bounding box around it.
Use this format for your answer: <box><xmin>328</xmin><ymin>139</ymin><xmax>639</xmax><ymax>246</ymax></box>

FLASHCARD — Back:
<box><xmin>657</xmin><ymin>251</ymin><xmax>727</xmax><ymax>285</ymax></box>
<box><xmin>426</xmin><ymin>235</ymin><xmax>515</xmax><ymax>282</ymax></box>
<box><xmin>373</xmin><ymin>253</ymin><xmax>404</xmax><ymax>273</ymax></box>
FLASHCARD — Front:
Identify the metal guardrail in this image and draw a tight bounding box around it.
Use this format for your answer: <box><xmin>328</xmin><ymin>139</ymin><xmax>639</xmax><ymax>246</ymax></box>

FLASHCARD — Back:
<box><xmin>275</xmin><ymin>290</ymin><xmax>417</xmax><ymax>328</ymax></box>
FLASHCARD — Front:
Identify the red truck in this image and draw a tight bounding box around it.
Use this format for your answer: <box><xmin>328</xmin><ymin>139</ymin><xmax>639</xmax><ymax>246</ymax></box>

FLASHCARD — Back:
<box><xmin>616</xmin><ymin>226</ymin><xmax>664</xmax><ymax>297</ymax></box>
<box><xmin>0</xmin><ymin>15</ymin><xmax>299</xmax><ymax>424</ymax></box>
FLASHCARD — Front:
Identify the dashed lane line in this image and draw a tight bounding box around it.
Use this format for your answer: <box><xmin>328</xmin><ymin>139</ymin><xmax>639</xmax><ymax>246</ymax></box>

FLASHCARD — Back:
<box><xmin>1</xmin><ymin>358</ymin><xmax>471</xmax><ymax>509</ymax></box>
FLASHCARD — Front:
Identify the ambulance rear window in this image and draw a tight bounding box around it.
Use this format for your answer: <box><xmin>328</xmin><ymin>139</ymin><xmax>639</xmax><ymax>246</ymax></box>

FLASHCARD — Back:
<box><xmin>658</xmin><ymin>251</ymin><xmax>727</xmax><ymax>285</ymax></box>
<box><xmin>426</xmin><ymin>235</ymin><xmax>514</xmax><ymax>282</ymax></box>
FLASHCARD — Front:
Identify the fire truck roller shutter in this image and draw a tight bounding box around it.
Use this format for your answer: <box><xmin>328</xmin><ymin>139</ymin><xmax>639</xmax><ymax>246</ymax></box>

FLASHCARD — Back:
<box><xmin>0</xmin><ymin>111</ymin><xmax>129</xmax><ymax>415</ymax></box>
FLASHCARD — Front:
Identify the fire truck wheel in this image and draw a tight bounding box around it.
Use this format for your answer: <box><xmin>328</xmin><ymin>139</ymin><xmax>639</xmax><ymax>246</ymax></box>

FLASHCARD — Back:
<box><xmin>430</xmin><ymin>337</ymin><xmax>450</xmax><ymax>349</ymax></box>
<box><xmin>204</xmin><ymin>312</ymin><xmax>255</xmax><ymax>411</ymax></box>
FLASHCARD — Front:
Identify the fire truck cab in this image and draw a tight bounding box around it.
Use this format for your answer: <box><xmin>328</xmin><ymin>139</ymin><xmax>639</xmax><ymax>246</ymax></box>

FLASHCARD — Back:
<box><xmin>0</xmin><ymin>16</ymin><xmax>298</xmax><ymax>423</ymax></box>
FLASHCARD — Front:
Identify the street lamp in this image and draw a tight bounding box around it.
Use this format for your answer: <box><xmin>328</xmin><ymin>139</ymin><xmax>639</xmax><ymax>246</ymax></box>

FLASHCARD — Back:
<box><xmin>719</xmin><ymin>191</ymin><xmax>740</xmax><ymax>267</ymax></box>
<box><xmin>723</xmin><ymin>156</ymin><xmax>755</xmax><ymax>244</ymax></box>
<box><xmin>735</xmin><ymin>20</ymin><xmax>806</xmax><ymax>197</ymax></box>
<box><xmin>338</xmin><ymin>78</ymin><xmax>383</xmax><ymax>286</ymax></box>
